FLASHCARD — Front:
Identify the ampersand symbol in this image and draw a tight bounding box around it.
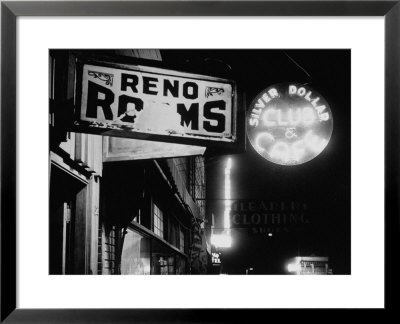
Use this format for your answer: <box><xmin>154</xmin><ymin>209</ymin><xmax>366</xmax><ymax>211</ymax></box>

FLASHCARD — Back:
<box><xmin>285</xmin><ymin>128</ymin><xmax>297</xmax><ymax>139</ymax></box>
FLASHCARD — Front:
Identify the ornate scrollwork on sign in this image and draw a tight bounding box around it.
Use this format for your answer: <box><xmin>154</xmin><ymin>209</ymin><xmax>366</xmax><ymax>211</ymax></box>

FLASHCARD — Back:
<box><xmin>205</xmin><ymin>86</ymin><xmax>224</xmax><ymax>98</ymax></box>
<box><xmin>88</xmin><ymin>70</ymin><xmax>114</xmax><ymax>86</ymax></box>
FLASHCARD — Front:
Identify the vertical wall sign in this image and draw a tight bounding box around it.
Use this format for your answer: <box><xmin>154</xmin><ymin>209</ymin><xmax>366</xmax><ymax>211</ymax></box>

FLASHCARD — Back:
<box><xmin>74</xmin><ymin>58</ymin><xmax>237</xmax><ymax>146</ymax></box>
<box><xmin>247</xmin><ymin>83</ymin><xmax>333</xmax><ymax>165</ymax></box>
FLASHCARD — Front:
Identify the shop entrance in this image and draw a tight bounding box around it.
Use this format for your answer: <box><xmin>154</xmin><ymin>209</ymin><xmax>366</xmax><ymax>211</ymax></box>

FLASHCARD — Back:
<box><xmin>49</xmin><ymin>163</ymin><xmax>87</xmax><ymax>274</ymax></box>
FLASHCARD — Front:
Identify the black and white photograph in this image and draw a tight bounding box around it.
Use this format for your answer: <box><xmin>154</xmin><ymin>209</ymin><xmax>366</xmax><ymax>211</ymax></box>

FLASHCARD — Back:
<box><xmin>2</xmin><ymin>1</ymin><xmax>398</xmax><ymax>320</ymax></box>
<box><xmin>49</xmin><ymin>49</ymin><xmax>350</xmax><ymax>275</ymax></box>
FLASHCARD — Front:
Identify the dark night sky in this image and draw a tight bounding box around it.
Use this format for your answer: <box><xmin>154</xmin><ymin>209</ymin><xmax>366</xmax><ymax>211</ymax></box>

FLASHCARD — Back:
<box><xmin>162</xmin><ymin>50</ymin><xmax>351</xmax><ymax>274</ymax></box>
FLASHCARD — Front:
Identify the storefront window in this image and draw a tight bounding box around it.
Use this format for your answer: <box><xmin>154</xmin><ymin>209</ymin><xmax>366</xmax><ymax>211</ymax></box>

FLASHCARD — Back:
<box><xmin>120</xmin><ymin>228</ymin><xmax>151</xmax><ymax>275</ymax></box>
<box><xmin>151</xmin><ymin>254</ymin><xmax>175</xmax><ymax>275</ymax></box>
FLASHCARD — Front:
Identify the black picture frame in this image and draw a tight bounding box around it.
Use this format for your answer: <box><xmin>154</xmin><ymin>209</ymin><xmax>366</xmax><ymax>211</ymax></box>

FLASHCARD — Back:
<box><xmin>1</xmin><ymin>0</ymin><xmax>399</xmax><ymax>322</ymax></box>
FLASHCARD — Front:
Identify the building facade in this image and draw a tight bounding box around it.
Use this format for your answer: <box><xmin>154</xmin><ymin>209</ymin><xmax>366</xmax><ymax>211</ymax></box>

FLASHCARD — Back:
<box><xmin>49</xmin><ymin>49</ymin><xmax>209</xmax><ymax>275</ymax></box>
<box><xmin>287</xmin><ymin>256</ymin><xmax>333</xmax><ymax>275</ymax></box>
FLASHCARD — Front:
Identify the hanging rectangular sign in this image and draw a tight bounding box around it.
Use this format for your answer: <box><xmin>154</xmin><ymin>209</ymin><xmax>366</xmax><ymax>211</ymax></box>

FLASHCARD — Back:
<box><xmin>103</xmin><ymin>137</ymin><xmax>206</xmax><ymax>162</ymax></box>
<box><xmin>74</xmin><ymin>59</ymin><xmax>237</xmax><ymax>146</ymax></box>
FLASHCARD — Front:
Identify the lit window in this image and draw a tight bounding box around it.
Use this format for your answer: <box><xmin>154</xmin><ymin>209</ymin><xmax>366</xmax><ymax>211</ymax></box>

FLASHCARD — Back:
<box><xmin>153</xmin><ymin>203</ymin><xmax>164</xmax><ymax>238</ymax></box>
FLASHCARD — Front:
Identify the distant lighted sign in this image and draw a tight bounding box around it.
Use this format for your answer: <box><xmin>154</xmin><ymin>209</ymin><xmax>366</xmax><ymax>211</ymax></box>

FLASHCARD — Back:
<box><xmin>212</xmin><ymin>252</ymin><xmax>221</xmax><ymax>265</ymax></box>
<box><xmin>247</xmin><ymin>83</ymin><xmax>333</xmax><ymax>165</ymax></box>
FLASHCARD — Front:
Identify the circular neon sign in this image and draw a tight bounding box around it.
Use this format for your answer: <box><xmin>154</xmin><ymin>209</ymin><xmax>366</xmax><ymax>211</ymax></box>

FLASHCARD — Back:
<box><xmin>247</xmin><ymin>83</ymin><xmax>333</xmax><ymax>166</ymax></box>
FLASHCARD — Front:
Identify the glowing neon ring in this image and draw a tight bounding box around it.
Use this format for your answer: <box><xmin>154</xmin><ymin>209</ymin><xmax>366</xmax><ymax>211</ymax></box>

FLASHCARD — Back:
<box><xmin>246</xmin><ymin>83</ymin><xmax>333</xmax><ymax>166</ymax></box>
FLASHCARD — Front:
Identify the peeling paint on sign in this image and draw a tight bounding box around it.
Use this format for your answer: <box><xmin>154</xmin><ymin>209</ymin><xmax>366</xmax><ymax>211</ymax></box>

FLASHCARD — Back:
<box><xmin>75</xmin><ymin>62</ymin><xmax>236</xmax><ymax>143</ymax></box>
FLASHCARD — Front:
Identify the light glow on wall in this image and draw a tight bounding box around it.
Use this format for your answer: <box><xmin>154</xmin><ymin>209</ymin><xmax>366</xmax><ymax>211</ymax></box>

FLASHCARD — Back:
<box><xmin>287</xmin><ymin>262</ymin><xmax>301</xmax><ymax>273</ymax></box>
<box><xmin>224</xmin><ymin>158</ymin><xmax>232</xmax><ymax>230</ymax></box>
<box><xmin>211</xmin><ymin>157</ymin><xmax>233</xmax><ymax>248</ymax></box>
<box><xmin>247</xmin><ymin>83</ymin><xmax>333</xmax><ymax>166</ymax></box>
<box><xmin>211</xmin><ymin>233</ymin><xmax>232</xmax><ymax>249</ymax></box>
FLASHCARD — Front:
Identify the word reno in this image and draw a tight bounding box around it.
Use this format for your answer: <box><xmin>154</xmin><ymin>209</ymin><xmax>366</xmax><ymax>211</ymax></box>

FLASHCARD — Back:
<box><xmin>77</xmin><ymin>63</ymin><xmax>235</xmax><ymax>143</ymax></box>
<box><xmin>246</xmin><ymin>83</ymin><xmax>333</xmax><ymax>166</ymax></box>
